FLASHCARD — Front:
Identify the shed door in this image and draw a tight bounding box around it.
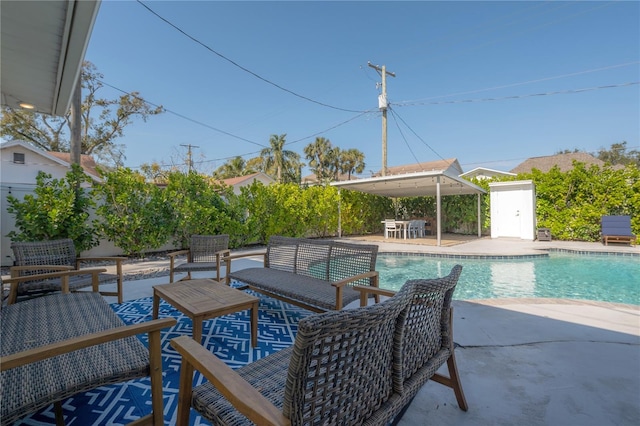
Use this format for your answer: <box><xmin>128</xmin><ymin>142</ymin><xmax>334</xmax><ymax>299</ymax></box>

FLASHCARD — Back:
<box><xmin>493</xmin><ymin>189</ymin><xmax>523</xmax><ymax>238</ymax></box>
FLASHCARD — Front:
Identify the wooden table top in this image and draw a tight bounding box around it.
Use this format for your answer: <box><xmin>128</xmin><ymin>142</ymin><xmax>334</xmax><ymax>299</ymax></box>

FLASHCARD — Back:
<box><xmin>153</xmin><ymin>279</ymin><xmax>258</xmax><ymax>317</ymax></box>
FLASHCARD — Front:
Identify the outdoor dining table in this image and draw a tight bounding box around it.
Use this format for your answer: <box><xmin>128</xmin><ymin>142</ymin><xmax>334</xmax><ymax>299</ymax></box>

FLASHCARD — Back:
<box><xmin>381</xmin><ymin>220</ymin><xmax>412</xmax><ymax>239</ymax></box>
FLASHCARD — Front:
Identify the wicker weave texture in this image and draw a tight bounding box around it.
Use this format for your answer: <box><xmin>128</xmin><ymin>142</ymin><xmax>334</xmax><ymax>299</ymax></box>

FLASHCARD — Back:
<box><xmin>393</xmin><ymin>265</ymin><xmax>463</xmax><ymax>393</ymax></box>
<box><xmin>189</xmin><ymin>234</ymin><xmax>229</xmax><ymax>263</ymax></box>
<box><xmin>10</xmin><ymin>239</ymin><xmax>118</xmax><ymax>295</ymax></box>
<box><xmin>191</xmin><ymin>284</ymin><xmax>413</xmax><ymax>426</ymax></box>
<box><xmin>1</xmin><ymin>292</ymin><xmax>150</xmax><ymax>424</ymax></box>
<box><xmin>265</xmin><ymin>236</ymin><xmax>378</xmax><ymax>287</ymax></box>
<box><xmin>11</xmin><ymin>239</ymin><xmax>77</xmax><ymax>269</ymax></box>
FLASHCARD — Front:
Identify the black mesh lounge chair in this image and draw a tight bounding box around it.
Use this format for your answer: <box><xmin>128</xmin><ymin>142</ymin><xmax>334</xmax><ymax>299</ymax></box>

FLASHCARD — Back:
<box><xmin>168</xmin><ymin>234</ymin><xmax>230</xmax><ymax>283</ymax></box>
<box><xmin>601</xmin><ymin>215</ymin><xmax>637</xmax><ymax>246</ymax></box>
<box><xmin>170</xmin><ymin>265</ymin><xmax>467</xmax><ymax>425</ymax></box>
<box><xmin>10</xmin><ymin>238</ymin><xmax>127</xmax><ymax>303</ymax></box>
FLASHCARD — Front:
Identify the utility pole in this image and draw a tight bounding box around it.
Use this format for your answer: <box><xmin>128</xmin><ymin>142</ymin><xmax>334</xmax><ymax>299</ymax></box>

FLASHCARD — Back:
<box><xmin>70</xmin><ymin>73</ymin><xmax>82</xmax><ymax>166</ymax></box>
<box><xmin>180</xmin><ymin>144</ymin><xmax>199</xmax><ymax>173</ymax></box>
<box><xmin>368</xmin><ymin>62</ymin><xmax>395</xmax><ymax>176</ymax></box>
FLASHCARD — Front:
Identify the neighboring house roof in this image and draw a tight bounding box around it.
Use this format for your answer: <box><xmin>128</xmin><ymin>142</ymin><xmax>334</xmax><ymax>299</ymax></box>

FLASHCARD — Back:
<box><xmin>220</xmin><ymin>172</ymin><xmax>274</xmax><ymax>187</ymax></box>
<box><xmin>459</xmin><ymin>167</ymin><xmax>516</xmax><ymax>180</ymax></box>
<box><xmin>0</xmin><ymin>140</ymin><xmax>102</xmax><ymax>181</ymax></box>
<box><xmin>216</xmin><ymin>172</ymin><xmax>274</xmax><ymax>195</ymax></box>
<box><xmin>510</xmin><ymin>152</ymin><xmax>619</xmax><ymax>174</ymax></box>
<box><xmin>302</xmin><ymin>172</ymin><xmax>357</xmax><ymax>185</ymax></box>
<box><xmin>374</xmin><ymin>159</ymin><xmax>463</xmax><ymax>177</ymax></box>
<box><xmin>47</xmin><ymin>151</ymin><xmax>101</xmax><ymax>180</ymax></box>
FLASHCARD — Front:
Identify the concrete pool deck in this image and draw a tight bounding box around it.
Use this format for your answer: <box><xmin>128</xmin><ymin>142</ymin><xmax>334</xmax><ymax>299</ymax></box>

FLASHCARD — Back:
<box><xmin>26</xmin><ymin>237</ymin><xmax>640</xmax><ymax>425</ymax></box>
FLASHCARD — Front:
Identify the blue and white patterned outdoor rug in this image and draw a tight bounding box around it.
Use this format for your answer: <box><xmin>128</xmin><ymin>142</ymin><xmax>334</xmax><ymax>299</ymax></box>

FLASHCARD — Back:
<box><xmin>14</xmin><ymin>290</ymin><xmax>312</xmax><ymax>425</ymax></box>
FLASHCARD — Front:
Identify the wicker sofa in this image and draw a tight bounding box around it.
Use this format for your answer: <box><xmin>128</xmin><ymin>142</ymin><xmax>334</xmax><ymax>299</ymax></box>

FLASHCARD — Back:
<box><xmin>225</xmin><ymin>236</ymin><xmax>380</xmax><ymax>312</ymax></box>
<box><xmin>1</xmin><ymin>283</ymin><xmax>175</xmax><ymax>425</ymax></box>
<box><xmin>171</xmin><ymin>265</ymin><xmax>467</xmax><ymax>425</ymax></box>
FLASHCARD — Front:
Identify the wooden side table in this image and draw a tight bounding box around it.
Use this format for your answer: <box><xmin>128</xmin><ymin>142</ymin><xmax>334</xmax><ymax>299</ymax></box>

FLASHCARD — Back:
<box><xmin>153</xmin><ymin>278</ymin><xmax>259</xmax><ymax>347</ymax></box>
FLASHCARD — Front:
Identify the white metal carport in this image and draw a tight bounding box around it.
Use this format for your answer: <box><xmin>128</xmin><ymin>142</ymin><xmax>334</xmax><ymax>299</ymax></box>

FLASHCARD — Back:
<box><xmin>331</xmin><ymin>169</ymin><xmax>486</xmax><ymax>246</ymax></box>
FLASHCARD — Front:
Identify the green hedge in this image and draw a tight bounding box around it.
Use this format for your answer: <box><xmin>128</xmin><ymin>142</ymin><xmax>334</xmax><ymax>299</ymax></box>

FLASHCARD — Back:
<box><xmin>7</xmin><ymin>162</ymin><xmax>637</xmax><ymax>254</ymax></box>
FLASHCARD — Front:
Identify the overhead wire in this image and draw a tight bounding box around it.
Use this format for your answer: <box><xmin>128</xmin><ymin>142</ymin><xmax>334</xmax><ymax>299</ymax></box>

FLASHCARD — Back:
<box><xmin>98</xmin><ymin>80</ymin><xmax>267</xmax><ymax>149</ymax></box>
<box><xmin>387</xmin><ymin>105</ymin><xmax>447</xmax><ymax>163</ymax></box>
<box><xmin>189</xmin><ymin>108</ymin><xmax>378</xmax><ymax>168</ymax></box>
<box><xmin>395</xmin><ymin>82</ymin><xmax>639</xmax><ymax>107</ymax></box>
<box><xmin>136</xmin><ymin>0</ymin><xmax>367</xmax><ymax>114</ymax></box>
<box><xmin>397</xmin><ymin>61</ymin><xmax>639</xmax><ymax>105</ymax></box>
<box><xmin>388</xmin><ymin>107</ymin><xmax>421</xmax><ymax>164</ymax></box>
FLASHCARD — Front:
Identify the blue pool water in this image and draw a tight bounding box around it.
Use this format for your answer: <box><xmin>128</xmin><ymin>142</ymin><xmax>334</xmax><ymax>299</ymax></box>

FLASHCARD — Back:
<box><xmin>377</xmin><ymin>253</ymin><xmax>639</xmax><ymax>305</ymax></box>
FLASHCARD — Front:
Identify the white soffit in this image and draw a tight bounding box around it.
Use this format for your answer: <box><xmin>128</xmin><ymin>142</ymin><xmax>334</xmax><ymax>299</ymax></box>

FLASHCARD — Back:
<box><xmin>1</xmin><ymin>0</ymin><xmax>101</xmax><ymax>116</ymax></box>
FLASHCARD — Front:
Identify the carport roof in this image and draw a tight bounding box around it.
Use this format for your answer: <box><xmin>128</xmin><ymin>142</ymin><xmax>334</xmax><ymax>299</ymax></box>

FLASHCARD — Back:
<box><xmin>331</xmin><ymin>169</ymin><xmax>486</xmax><ymax>198</ymax></box>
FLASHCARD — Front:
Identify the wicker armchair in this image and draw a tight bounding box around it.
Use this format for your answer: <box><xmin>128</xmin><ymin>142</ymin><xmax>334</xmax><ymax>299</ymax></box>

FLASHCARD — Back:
<box><xmin>1</xmin><ymin>290</ymin><xmax>175</xmax><ymax>425</ymax></box>
<box><xmin>168</xmin><ymin>234</ymin><xmax>230</xmax><ymax>283</ymax></box>
<box><xmin>170</xmin><ymin>265</ymin><xmax>467</xmax><ymax>425</ymax></box>
<box><xmin>10</xmin><ymin>238</ymin><xmax>127</xmax><ymax>303</ymax></box>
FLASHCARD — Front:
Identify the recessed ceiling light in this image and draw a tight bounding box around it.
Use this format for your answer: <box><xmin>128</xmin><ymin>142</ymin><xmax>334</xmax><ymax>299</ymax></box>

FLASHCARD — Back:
<box><xmin>18</xmin><ymin>102</ymin><xmax>35</xmax><ymax>109</ymax></box>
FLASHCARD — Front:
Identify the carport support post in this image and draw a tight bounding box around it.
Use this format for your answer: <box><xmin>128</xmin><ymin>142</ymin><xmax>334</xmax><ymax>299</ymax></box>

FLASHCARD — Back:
<box><xmin>436</xmin><ymin>176</ymin><xmax>441</xmax><ymax>246</ymax></box>
<box><xmin>337</xmin><ymin>189</ymin><xmax>342</xmax><ymax>237</ymax></box>
<box><xmin>477</xmin><ymin>193</ymin><xmax>482</xmax><ymax>237</ymax></box>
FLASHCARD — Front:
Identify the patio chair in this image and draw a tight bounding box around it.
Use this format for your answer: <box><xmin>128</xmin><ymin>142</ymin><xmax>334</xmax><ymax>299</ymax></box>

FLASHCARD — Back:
<box><xmin>385</xmin><ymin>219</ymin><xmax>401</xmax><ymax>238</ymax></box>
<box><xmin>408</xmin><ymin>219</ymin><xmax>425</xmax><ymax>238</ymax></box>
<box><xmin>168</xmin><ymin>234</ymin><xmax>230</xmax><ymax>283</ymax></box>
<box><xmin>10</xmin><ymin>238</ymin><xmax>127</xmax><ymax>303</ymax></box>
<box><xmin>170</xmin><ymin>265</ymin><xmax>467</xmax><ymax>425</ymax></box>
<box><xmin>1</xmin><ymin>285</ymin><xmax>175</xmax><ymax>425</ymax></box>
<box><xmin>601</xmin><ymin>215</ymin><xmax>636</xmax><ymax>246</ymax></box>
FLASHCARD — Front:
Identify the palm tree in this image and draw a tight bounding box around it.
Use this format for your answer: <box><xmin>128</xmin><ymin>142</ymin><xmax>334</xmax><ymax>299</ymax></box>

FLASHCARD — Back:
<box><xmin>339</xmin><ymin>148</ymin><xmax>365</xmax><ymax>180</ymax></box>
<box><xmin>304</xmin><ymin>137</ymin><xmax>333</xmax><ymax>181</ymax></box>
<box><xmin>213</xmin><ymin>156</ymin><xmax>254</xmax><ymax>179</ymax></box>
<box><xmin>260</xmin><ymin>134</ymin><xmax>301</xmax><ymax>183</ymax></box>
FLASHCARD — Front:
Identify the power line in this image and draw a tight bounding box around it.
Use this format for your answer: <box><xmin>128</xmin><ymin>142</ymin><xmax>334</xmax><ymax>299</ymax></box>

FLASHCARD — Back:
<box><xmin>98</xmin><ymin>80</ymin><xmax>267</xmax><ymax>148</ymax></box>
<box><xmin>398</xmin><ymin>61</ymin><xmax>639</xmax><ymax>105</ymax></box>
<box><xmin>131</xmin><ymin>109</ymin><xmax>378</xmax><ymax>170</ymax></box>
<box><xmin>136</xmin><ymin>0</ymin><xmax>367</xmax><ymax>114</ymax></box>
<box><xmin>388</xmin><ymin>107</ymin><xmax>421</xmax><ymax>165</ymax></box>
<box><xmin>387</xmin><ymin>106</ymin><xmax>446</xmax><ymax>163</ymax></box>
<box><xmin>395</xmin><ymin>82</ymin><xmax>639</xmax><ymax>107</ymax></box>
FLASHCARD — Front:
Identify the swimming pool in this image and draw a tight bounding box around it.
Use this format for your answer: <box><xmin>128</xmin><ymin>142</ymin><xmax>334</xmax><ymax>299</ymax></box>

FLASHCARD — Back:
<box><xmin>377</xmin><ymin>252</ymin><xmax>639</xmax><ymax>305</ymax></box>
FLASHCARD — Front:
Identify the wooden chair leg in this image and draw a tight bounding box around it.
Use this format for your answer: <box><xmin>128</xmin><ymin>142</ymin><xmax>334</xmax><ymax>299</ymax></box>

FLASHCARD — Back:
<box><xmin>148</xmin><ymin>329</ymin><xmax>165</xmax><ymax>425</ymax></box>
<box><xmin>177</xmin><ymin>360</ymin><xmax>195</xmax><ymax>426</ymax></box>
<box><xmin>430</xmin><ymin>307</ymin><xmax>468</xmax><ymax>411</ymax></box>
<box><xmin>54</xmin><ymin>400</ymin><xmax>64</xmax><ymax>426</ymax></box>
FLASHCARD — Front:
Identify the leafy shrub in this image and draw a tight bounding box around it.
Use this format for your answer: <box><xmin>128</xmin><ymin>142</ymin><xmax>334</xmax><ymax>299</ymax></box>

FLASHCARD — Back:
<box><xmin>6</xmin><ymin>164</ymin><xmax>98</xmax><ymax>252</ymax></box>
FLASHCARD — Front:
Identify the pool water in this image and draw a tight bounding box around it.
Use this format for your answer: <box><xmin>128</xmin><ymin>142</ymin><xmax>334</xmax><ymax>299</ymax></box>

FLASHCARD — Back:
<box><xmin>377</xmin><ymin>253</ymin><xmax>640</xmax><ymax>305</ymax></box>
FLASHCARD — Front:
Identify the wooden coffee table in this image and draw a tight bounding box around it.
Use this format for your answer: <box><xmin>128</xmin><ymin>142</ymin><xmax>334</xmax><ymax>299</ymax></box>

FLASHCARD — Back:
<box><xmin>153</xmin><ymin>279</ymin><xmax>259</xmax><ymax>347</ymax></box>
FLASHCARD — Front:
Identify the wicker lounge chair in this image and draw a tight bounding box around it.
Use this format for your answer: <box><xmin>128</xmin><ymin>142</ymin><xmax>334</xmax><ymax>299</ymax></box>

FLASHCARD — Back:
<box><xmin>171</xmin><ymin>265</ymin><xmax>467</xmax><ymax>425</ymax></box>
<box><xmin>601</xmin><ymin>215</ymin><xmax>637</xmax><ymax>246</ymax></box>
<box><xmin>168</xmin><ymin>234</ymin><xmax>230</xmax><ymax>283</ymax></box>
<box><xmin>1</xmin><ymin>289</ymin><xmax>175</xmax><ymax>425</ymax></box>
<box><xmin>10</xmin><ymin>238</ymin><xmax>127</xmax><ymax>303</ymax></box>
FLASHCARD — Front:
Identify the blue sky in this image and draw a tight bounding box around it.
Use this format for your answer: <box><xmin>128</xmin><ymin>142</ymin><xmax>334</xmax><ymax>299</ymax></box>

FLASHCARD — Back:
<box><xmin>85</xmin><ymin>0</ymin><xmax>639</xmax><ymax>176</ymax></box>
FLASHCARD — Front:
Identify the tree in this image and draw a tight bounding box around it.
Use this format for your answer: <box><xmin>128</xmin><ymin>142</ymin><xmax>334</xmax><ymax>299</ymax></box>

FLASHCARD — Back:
<box><xmin>595</xmin><ymin>141</ymin><xmax>640</xmax><ymax>167</ymax></box>
<box><xmin>260</xmin><ymin>134</ymin><xmax>303</xmax><ymax>183</ymax></box>
<box><xmin>139</xmin><ymin>161</ymin><xmax>171</xmax><ymax>184</ymax></box>
<box><xmin>339</xmin><ymin>148</ymin><xmax>366</xmax><ymax>180</ymax></box>
<box><xmin>6</xmin><ymin>164</ymin><xmax>98</xmax><ymax>252</ymax></box>
<box><xmin>304</xmin><ymin>137</ymin><xmax>334</xmax><ymax>181</ymax></box>
<box><xmin>0</xmin><ymin>61</ymin><xmax>163</xmax><ymax>166</ymax></box>
<box><xmin>304</xmin><ymin>138</ymin><xmax>366</xmax><ymax>182</ymax></box>
<box><xmin>213</xmin><ymin>156</ymin><xmax>256</xmax><ymax>179</ymax></box>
